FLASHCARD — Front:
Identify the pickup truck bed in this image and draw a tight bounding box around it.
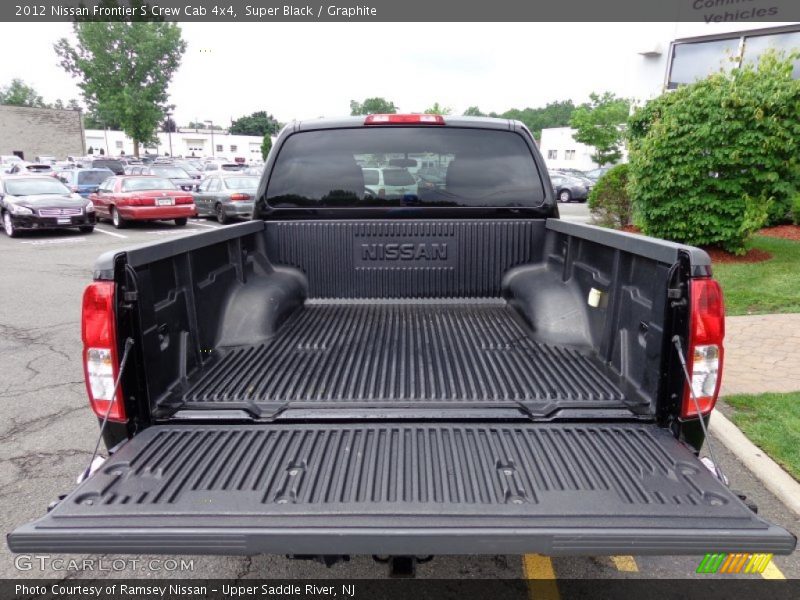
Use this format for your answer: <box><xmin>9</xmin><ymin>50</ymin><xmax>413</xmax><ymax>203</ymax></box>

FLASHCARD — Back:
<box><xmin>9</xmin><ymin>116</ymin><xmax>795</xmax><ymax>558</ymax></box>
<box><xmin>183</xmin><ymin>301</ymin><xmax>627</xmax><ymax>414</ymax></box>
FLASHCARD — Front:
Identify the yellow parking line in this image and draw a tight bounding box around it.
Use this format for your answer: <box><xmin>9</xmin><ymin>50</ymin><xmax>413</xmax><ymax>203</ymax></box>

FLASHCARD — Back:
<box><xmin>760</xmin><ymin>560</ymin><xmax>786</xmax><ymax>580</ymax></box>
<box><xmin>522</xmin><ymin>554</ymin><xmax>559</xmax><ymax>600</ymax></box>
<box><xmin>610</xmin><ymin>555</ymin><xmax>639</xmax><ymax>572</ymax></box>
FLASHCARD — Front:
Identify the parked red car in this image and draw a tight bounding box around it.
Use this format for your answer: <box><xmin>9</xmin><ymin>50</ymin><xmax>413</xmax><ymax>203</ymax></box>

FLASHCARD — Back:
<box><xmin>89</xmin><ymin>175</ymin><xmax>196</xmax><ymax>228</ymax></box>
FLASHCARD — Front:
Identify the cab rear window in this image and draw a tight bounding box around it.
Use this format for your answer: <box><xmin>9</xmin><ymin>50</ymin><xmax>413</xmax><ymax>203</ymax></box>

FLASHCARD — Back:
<box><xmin>266</xmin><ymin>127</ymin><xmax>544</xmax><ymax>208</ymax></box>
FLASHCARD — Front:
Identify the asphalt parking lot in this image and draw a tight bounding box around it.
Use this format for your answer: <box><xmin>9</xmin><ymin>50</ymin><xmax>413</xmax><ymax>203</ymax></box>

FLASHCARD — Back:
<box><xmin>0</xmin><ymin>207</ymin><xmax>797</xmax><ymax>587</ymax></box>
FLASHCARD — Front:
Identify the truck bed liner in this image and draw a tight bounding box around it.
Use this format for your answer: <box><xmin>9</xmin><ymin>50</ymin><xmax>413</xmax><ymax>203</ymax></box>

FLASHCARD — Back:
<box><xmin>180</xmin><ymin>302</ymin><xmax>630</xmax><ymax>414</ymax></box>
<box><xmin>9</xmin><ymin>422</ymin><xmax>795</xmax><ymax>555</ymax></box>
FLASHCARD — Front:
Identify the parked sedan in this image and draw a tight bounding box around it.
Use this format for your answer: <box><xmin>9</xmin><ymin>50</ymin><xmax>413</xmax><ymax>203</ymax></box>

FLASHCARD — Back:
<box><xmin>126</xmin><ymin>165</ymin><xmax>197</xmax><ymax>191</ymax></box>
<box><xmin>90</xmin><ymin>176</ymin><xmax>196</xmax><ymax>229</ymax></box>
<box><xmin>551</xmin><ymin>169</ymin><xmax>594</xmax><ymax>187</ymax></box>
<box><xmin>415</xmin><ymin>168</ymin><xmax>446</xmax><ymax>191</ymax></box>
<box><xmin>550</xmin><ymin>174</ymin><xmax>590</xmax><ymax>203</ymax></box>
<box><xmin>0</xmin><ymin>176</ymin><xmax>96</xmax><ymax>237</ymax></box>
<box><xmin>194</xmin><ymin>174</ymin><xmax>259</xmax><ymax>224</ymax></box>
<box><xmin>90</xmin><ymin>158</ymin><xmax>125</xmax><ymax>175</ymax></box>
<box><xmin>584</xmin><ymin>166</ymin><xmax>613</xmax><ymax>182</ymax></box>
<box><xmin>7</xmin><ymin>162</ymin><xmax>56</xmax><ymax>176</ymax></box>
<box><xmin>202</xmin><ymin>161</ymin><xmax>246</xmax><ymax>175</ymax></box>
<box><xmin>56</xmin><ymin>168</ymin><xmax>114</xmax><ymax>198</ymax></box>
<box><xmin>172</xmin><ymin>160</ymin><xmax>203</xmax><ymax>180</ymax></box>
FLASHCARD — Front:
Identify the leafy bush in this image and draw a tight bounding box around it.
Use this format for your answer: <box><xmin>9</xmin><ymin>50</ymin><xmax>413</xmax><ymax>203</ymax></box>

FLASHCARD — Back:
<box><xmin>628</xmin><ymin>50</ymin><xmax>800</xmax><ymax>254</ymax></box>
<box><xmin>792</xmin><ymin>194</ymin><xmax>800</xmax><ymax>226</ymax></box>
<box><xmin>766</xmin><ymin>195</ymin><xmax>794</xmax><ymax>226</ymax></box>
<box><xmin>260</xmin><ymin>133</ymin><xmax>272</xmax><ymax>161</ymax></box>
<box><xmin>587</xmin><ymin>164</ymin><xmax>632</xmax><ymax>229</ymax></box>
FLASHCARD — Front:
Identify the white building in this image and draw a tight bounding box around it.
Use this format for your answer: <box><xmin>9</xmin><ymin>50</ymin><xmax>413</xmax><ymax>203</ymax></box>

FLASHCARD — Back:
<box><xmin>541</xmin><ymin>21</ymin><xmax>800</xmax><ymax>171</ymax></box>
<box><xmin>539</xmin><ymin>127</ymin><xmax>626</xmax><ymax>172</ymax></box>
<box><xmin>84</xmin><ymin>128</ymin><xmax>267</xmax><ymax>160</ymax></box>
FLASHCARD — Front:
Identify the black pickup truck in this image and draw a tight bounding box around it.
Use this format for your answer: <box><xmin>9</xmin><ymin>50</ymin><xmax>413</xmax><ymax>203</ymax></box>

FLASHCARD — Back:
<box><xmin>9</xmin><ymin>115</ymin><xmax>796</xmax><ymax>560</ymax></box>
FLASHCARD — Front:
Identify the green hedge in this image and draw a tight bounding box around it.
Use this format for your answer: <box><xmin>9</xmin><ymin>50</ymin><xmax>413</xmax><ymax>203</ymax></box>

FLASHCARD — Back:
<box><xmin>628</xmin><ymin>51</ymin><xmax>800</xmax><ymax>254</ymax></box>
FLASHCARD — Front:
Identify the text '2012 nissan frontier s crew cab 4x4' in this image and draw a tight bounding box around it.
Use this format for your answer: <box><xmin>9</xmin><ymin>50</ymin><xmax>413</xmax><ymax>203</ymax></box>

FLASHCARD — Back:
<box><xmin>9</xmin><ymin>114</ymin><xmax>796</xmax><ymax>561</ymax></box>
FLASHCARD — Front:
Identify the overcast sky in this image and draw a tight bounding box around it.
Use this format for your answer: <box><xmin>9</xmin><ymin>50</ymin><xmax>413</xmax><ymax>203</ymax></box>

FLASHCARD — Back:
<box><xmin>0</xmin><ymin>21</ymin><xmax>782</xmax><ymax>125</ymax></box>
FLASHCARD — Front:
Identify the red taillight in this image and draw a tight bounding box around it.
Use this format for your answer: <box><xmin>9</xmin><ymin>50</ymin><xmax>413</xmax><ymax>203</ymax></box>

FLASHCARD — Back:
<box><xmin>81</xmin><ymin>282</ymin><xmax>126</xmax><ymax>422</ymax></box>
<box><xmin>230</xmin><ymin>193</ymin><xmax>251</xmax><ymax>201</ymax></box>
<box><xmin>681</xmin><ymin>278</ymin><xmax>725</xmax><ymax>419</ymax></box>
<box><xmin>176</xmin><ymin>195</ymin><xmax>193</xmax><ymax>204</ymax></box>
<box><xmin>364</xmin><ymin>114</ymin><xmax>445</xmax><ymax>125</ymax></box>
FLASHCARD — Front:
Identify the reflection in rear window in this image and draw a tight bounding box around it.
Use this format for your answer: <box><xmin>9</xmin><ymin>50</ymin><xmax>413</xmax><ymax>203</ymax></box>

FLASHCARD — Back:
<box><xmin>6</xmin><ymin>178</ymin><xmax>70</xmax><ymax>196</ymax></box>
<box><xmin>223</xmin><ymin>177</ymin><xmax>259</xmax><ymax>190</ymax></box>
<box><xmin>121</xmin><ymin>177</ymin><xmax>176</xmax><ymax>192</ymax></box>
<box><xmin>363</xmin><ymin>169</ymin><xmax>379</xmax><ymax>185</ymax></box>
<box><xmin>266</xmin><ymin>127</ymin><xmax>543</xmax><ymax>208</ymax></box>
<box><xmin>92</xmin><ymin>160</ymin><xmax>124</xmax><ymax>172</ymax></box>
<box><xmin>383</xmin><ymin>168</ymin><xmax>415</xmax><ymax>186</ymax></box>
<box><xmin>77</xmin><ymin>170</ymin><xmax>112</xmax><ymax>185</ymax></box>
<box><xmin>152</xmin><ymin>167</ymin><xmax>190</xmax><ymax>179</ymax></box>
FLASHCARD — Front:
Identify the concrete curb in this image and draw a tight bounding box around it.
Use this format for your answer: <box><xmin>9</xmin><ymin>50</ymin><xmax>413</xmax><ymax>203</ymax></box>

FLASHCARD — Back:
<box><xmin>709</xmin><ymin>408</ymin><xmax>800</xmax><ymax>516</ymax></box>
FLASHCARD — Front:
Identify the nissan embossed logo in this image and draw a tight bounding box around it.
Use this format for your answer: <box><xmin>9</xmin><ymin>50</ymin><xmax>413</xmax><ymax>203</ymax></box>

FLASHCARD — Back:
<box><xmin>355</xmin><ymin>239</ymin><xmax>457</xmax><ymax>267</ymax></box>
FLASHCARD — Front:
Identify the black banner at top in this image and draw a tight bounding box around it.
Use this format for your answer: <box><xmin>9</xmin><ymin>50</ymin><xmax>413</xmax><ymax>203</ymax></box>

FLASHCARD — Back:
<box><xmin>2</xmin><ymin>0</ymin><xmax>800</xmax><ymax>22</ymax></box>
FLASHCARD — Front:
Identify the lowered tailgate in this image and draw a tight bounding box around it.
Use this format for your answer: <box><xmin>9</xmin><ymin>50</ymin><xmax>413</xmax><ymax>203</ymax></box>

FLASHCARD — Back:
<box><xmin>8</xmin><ymin>423</ymin><xmax>795</xmax><ymax>556</ymax></box>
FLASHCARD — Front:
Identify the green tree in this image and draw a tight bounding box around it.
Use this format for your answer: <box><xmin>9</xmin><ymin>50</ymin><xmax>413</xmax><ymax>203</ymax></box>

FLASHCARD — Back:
<box><xmin>462</xmin><ymin>106</ymin><xmax>486</xmax><ymax>117</ymax></box>
<box><xmin>570</xmin><ymin>92</ymin><xmax>630</xmax><ymax>166</ymax></box>
<box><xmin>424</xmin><ymin>102</ymin><xmax>452</xmax><ymax>115</ymax></box>
<box><xmin>261</xmin><ymin>132</ymin><xmax>272</xmax><ymax>161</ymax></box>
<box><xmin>185</xmin><ymin>120</ymin><xmax>222</xmax><ymax>130</ymax></box>
<box><xmin>349</xmin><ymin>97</ymin><xmax>397</xmax><ymax>115</ymax></box>
<box><xmin>230</xmin><ymin>111</ymin><xmax>282</xmax><ymax>136</ymax></box>
<box><xmin>67</xmin><ymin>98</ymin><xmax>82</xmax><ymax>111</ymax></box>
<box><xmin>162</xmin><ymin>116</ymin><xmax>177</xmax><ymax>133</ymax></box>
<box><xmin>83</xmin><ymin>108</ymin><xmax>117</xmax><ymax>129</ymax></box>
<box><xmin>55</xmin><ymin>14</ymin><xmax>186</xmax><ymax>156</ymax></box>
<box><xmin>0</xmin><ymin>79</ymin><xmax>47</xmax><ymax>107</ymax></box>
<box><xmin>628</xmin><ymin>50</ymin><xmax>800</xmax><ymax>254</ymax></box>
<box><xmin>499</xmin><ymin>100</ymin><xmax>576</xmax><ymax>139</ymax></box>
<box><xmin>587</xmin><ymin>164</ymin><xmax>632</xmax><ymax>229</ymax></box>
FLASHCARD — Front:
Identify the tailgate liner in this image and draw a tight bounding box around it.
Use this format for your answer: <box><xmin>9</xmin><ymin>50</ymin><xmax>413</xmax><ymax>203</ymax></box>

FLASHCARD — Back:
<box><xmin>180</xmin><ymin>302</ymin><xmax>630</xmax><ymax>414</ymax></box>
<box><xmin>9</xmin><ymin>423</ymin><xmax>795</xmax><ymax>555</ymax></box>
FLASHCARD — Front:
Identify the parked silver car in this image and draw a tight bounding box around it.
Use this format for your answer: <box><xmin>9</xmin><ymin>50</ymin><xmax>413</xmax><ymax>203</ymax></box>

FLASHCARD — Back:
<box><xmin>193</xmin><ymin>174</ymin><xmax>259</xmax><ymax>223</ymax></box>
<box><xmin>550</xmin><ymin>173</ymin><xmax>591</xmax><ymax>203</ymax></box>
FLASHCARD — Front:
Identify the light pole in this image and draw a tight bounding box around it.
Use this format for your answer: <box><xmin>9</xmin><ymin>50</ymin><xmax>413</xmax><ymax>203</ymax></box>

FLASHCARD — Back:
<box><xmin>205</xmin><ymin>119</ymin><xmax>215</xmax><ymax>158</ymax></box>
<box><xmin>165</xmin><ymin>111</ymin><xmax>174</xmax><ymax>157</ymax></box>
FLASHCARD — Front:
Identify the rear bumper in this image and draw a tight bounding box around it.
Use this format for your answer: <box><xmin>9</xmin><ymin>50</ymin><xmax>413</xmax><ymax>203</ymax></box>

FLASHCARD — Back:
<box><xmin>116</xmin><ymin>204</ymin><xmax>196</xmax><ymax>221</ymax></box>
<box><xmin>9</xmin><ymin>523</ymin><xmax>795</xmax><ymax>556</ymax></box>
<box><xmin>10</xmin><ymin>213</ymin><xmax>96</xmax><ymax>230</ymax></box>
<box><xmin>222</xmin><ymin>202</ymin><xmax>254</xmax><ymax>218</ymax></box>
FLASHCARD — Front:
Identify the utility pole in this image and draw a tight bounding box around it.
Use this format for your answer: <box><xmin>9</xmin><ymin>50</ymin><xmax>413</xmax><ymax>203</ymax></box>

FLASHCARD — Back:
<box><xmin>166</xmin><ymin>111</ymin><xmax>174</xmax><ymax>157</ymax></box>
<box><xmin>205</xmin><ymin>119</ymin><xmax>215</xmax><ymax>158</ymax></box>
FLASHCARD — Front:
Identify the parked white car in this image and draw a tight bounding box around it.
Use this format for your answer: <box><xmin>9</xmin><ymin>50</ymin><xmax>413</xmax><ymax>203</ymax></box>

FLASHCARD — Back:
<box><xmin>362</xmin><ymin>167</ymin><xmax>419</xmax><ymax>199</ymax></box>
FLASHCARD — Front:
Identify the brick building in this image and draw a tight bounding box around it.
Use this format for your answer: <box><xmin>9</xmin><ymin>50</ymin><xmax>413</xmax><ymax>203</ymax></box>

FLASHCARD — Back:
<box><xmin>0</xmin><ymin>105</ymin><xmax>85</xmax><ymax>160</ymax></box>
